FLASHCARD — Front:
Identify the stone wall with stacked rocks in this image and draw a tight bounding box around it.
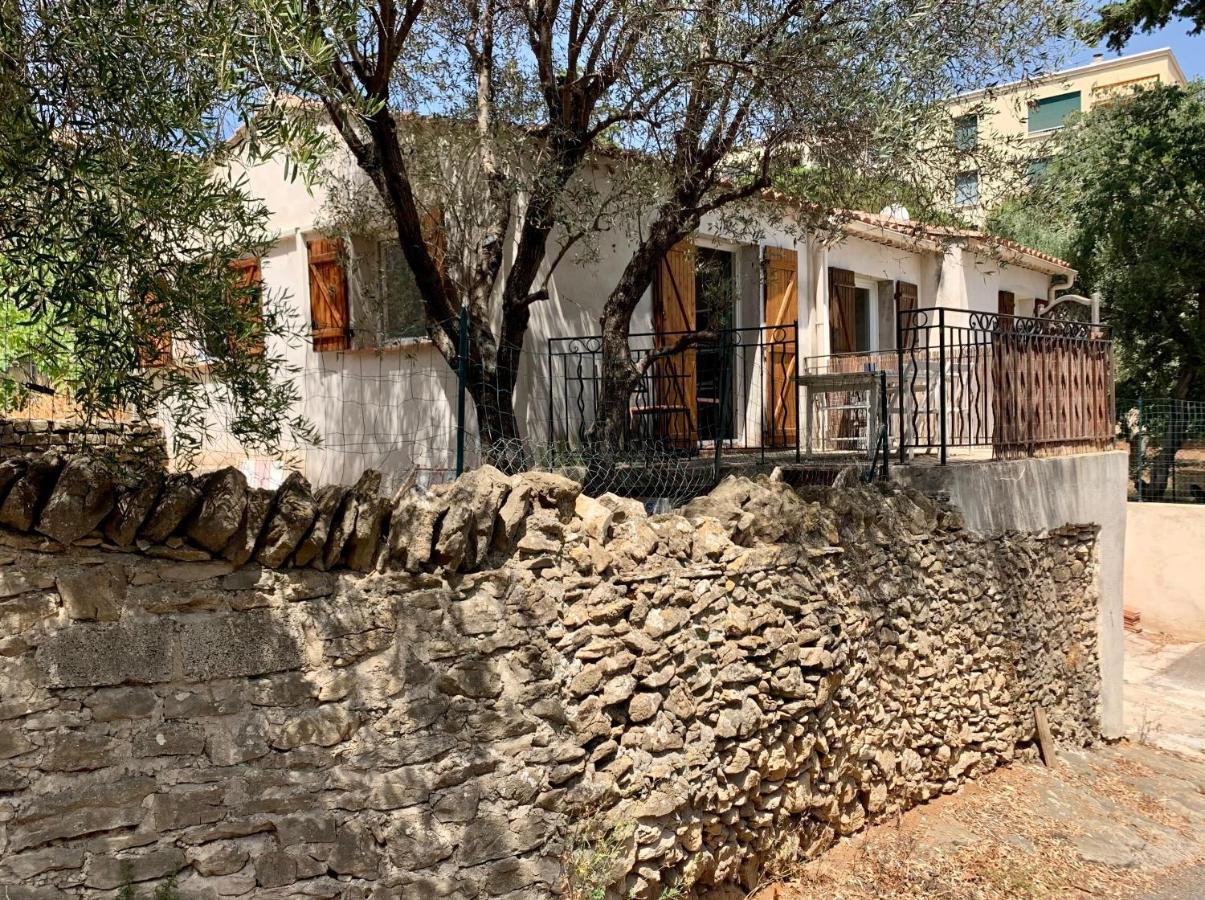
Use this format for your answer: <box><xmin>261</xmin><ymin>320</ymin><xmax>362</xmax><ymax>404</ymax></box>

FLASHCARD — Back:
<box><xmin>0</xmin><ymin>456</ymin><xmax>1101</xmax><ymax>899</ymax></box>
<box><xmin>0</xmin><ymin>418</ymin><xmax>164</xmax><ymax>463</ymax></box>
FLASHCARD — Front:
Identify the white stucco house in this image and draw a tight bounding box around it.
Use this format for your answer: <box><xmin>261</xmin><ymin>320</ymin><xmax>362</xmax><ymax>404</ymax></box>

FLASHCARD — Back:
<box><xmin>169</xmin><ymin>142</ymin><xmax>1078</xmax><ymax>491</ymax></box>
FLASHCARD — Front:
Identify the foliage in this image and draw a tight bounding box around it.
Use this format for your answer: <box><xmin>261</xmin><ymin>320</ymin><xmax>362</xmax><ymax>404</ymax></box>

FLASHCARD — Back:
<box><xmin>984</xmin><ymin>197</ymin><xmax>1076</xmax><ymax>265</ymax></box>
<box><xmin>0</xmin><ymin>0</ymin><xmax>312</xmax><ymax>459</ymax></box>
<box><xmin>1038</xmin><ymin>83</ymin><xmax>1205</xmax><ymax>400</ymax></box>
<box><xmin>1082</xmin><ymin>0</ymin><xmax>1205</xmax><ymax>52</ymax></box>
<box><xmin>237</xmin><ymin>0</ymin><xmax>1080</xmax><ymax>452</ymax></box>
<box><xmin>564</xmin><ymin>817</ymin><xmax>636</xmax><ymax>900</ymax></box>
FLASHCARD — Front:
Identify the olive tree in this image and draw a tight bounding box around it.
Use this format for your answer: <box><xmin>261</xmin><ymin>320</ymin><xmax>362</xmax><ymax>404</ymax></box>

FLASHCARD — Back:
<box><xmin>242</xmin><ymin>0</ymin><xmax>1076</xmax><ymax>458</ymax></box>
<box><xmin>0</xmin><ymin>0</ymin><xmax>313</xmax><ymax>459</ymax></box>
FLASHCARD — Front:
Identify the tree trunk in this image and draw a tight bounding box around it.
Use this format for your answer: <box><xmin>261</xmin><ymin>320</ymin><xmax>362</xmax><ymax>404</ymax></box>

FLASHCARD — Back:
<box><xmin>593</xmin><ymin>213</ymin><xmax>697</xmax><ymax>448</ymax></box>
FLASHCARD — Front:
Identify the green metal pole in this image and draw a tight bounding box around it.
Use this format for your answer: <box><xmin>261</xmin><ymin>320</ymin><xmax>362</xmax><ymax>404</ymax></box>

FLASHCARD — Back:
<box><xmin>455</xmin><ymin>306</ymin><xmax>469</xmax><ymax>476</ymax></box>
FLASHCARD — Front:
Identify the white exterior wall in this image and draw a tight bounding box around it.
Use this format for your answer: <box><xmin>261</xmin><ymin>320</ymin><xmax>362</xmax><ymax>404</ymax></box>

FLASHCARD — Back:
<box><xmin>934</xmin><ymin>244</ymin><xmax>1053</xmax><ymax>318</ymax></box>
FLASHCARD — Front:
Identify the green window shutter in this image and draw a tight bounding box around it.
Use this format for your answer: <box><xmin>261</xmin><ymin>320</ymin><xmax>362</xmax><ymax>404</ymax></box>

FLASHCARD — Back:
<box><xmin>1028</xmin><ymin>92</ymin><xmax>1081</xmax><ymax>133</ymax></box>
<box><xmin>954</xmin><ymin>115</ymin><xmax>978</xmax><ymax>151</ymax></box>
<box><xmin>954</xmin><ymin>171</ymin><xmax>979</xmax><ymax>207</ymax></box>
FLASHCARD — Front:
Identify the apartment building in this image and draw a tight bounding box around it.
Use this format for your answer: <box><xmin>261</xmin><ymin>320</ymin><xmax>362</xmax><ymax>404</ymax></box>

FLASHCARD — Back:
<box><xmin>946</xmin><ymin>47</ymin><xmax>1187</xmax><ymax>219</ymax></box>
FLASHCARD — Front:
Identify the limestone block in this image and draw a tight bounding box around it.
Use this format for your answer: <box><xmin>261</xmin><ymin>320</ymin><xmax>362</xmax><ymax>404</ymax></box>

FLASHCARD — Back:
<box><xmin>224</xmin><ymin>486</ymin><xmax>274</xmax><ymax>566</ymax></box>
<box><xmin>103</xmin><ymin>467</ymin><xmax>164</xmax><ymax>547</ymax></box>
<box><xmin>36</xmin><ymin>456</ymin><xmax>116</xmax><ymax>544</ymax></box>
<box><xmin>36</xmin><ymin>619</ymin><xmax>176</xmax><ymax>688</ymax></box>
<box><xmin>56</xmin><ymin>563</ymin><xmax>127</xmax><ymax>622</ymax></box>
<box><xmin>0</xmin><ymin>454</ymin><xmax>62</xmax><ymax>532</ymax></box>
<box><xmin>178</xmin><ymin>610</ymin><xmax>303</xmax><ymax>681</ymax></box>
<box><xmin>257</xmin><ymin>472</ymin><xmax>317</xmax><ymax>568</ymax></box>
<box><xmin>139</xmin><ymin>472</ymin><xmax>207</xmax><ymax>544</ymax></box>
<box><xmin>84</xmin><ymin>848</ymin><xmax>186</xmax><ymax>890</ymax></box>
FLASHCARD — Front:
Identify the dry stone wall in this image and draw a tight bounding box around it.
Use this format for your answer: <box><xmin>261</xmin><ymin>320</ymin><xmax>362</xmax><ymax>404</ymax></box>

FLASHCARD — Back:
<box><xmin>0</xmin><ymin>455</ymin><xmax>1101</xmax><ymax>899</ymax></box>
<box><xmin>0</xmin><ymin>418</ymin><xmax>164</xmax><ymax>463</ymax></box>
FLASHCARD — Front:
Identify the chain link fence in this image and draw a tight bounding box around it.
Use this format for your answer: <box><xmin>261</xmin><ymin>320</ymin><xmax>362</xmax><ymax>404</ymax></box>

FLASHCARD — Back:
<box><xmin>1118</xmin><ymin>398</ymin><xmax>1205</xmax><ymax>503</ymax></box>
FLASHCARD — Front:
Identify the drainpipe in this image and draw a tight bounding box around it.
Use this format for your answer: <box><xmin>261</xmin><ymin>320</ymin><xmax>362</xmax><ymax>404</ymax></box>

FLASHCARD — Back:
<box><xmin>1047</xmin><ymin>273</ymin><xmax>1071</xmax><ymax>308</ymax></box>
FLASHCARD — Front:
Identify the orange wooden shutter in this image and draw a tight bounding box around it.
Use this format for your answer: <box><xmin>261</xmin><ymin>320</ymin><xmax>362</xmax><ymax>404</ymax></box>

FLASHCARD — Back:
<box><xmin>230</xmin><ymin>257</ymin><xmax>264</xmax><ymax>355</ymax></box>
<box><xmin>137</xmin><ymin>293</ymin><xmax>172</xmax><ymax>368</ymax></box>
<box><xmin>828</xmin><ymin>267</ymin><xmax>857</xmax><ymax>353</ymax></box>
<box><xmin>652</xmin><ymin>242</ymin><xmax>697</xmax><ymax>446</ymax></box>
<box><xmin>764</xmin><ymin>247</ymin><xmax>798</xmax><ymax>446</ymax></box>
<box><xmin>895</xmin><ymin>280</ymin><xmax>918</xmax><ymax>350</ymax></box>
<box><xmin>308</xmin><ymin>238</ymin><xmax>350</xmax><ymax>352</ymax></box>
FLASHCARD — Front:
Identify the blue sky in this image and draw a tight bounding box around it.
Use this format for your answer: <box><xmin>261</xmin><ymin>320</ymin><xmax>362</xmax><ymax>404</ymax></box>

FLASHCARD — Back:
<box><xmin>1067</xmin><ymin>18</ymin><xmax>1205</xmax><ymax>79</ymax></box>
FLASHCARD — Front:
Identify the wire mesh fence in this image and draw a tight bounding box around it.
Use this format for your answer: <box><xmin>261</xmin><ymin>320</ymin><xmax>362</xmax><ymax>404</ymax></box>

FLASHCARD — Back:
<box><xmin>1118</xmin><ymin>397</ymin><xmax>1205</xmax><ymax>503</ymax></box>
<box><xmin>3</xmin><ymin>308</ymin><xmax>885</xmax><ymax>508</ymax></box>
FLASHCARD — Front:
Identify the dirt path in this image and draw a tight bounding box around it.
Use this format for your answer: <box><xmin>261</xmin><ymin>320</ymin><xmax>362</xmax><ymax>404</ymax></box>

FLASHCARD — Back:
<box><xmin>751</xmin><ymin>632</ymin><xmax>1205</xmax><ymax>899</ymax></box>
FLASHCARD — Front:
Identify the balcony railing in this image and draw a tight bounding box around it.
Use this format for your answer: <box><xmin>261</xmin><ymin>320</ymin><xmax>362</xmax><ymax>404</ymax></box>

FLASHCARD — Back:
<box><xmin>546</xmin><ymin>324</ymin><xmax>799</xmax><ymax>466</ymax></box>
<box><xmin>544</xmin><ymin>307</ymin><xmax>1114</xmax><ymax>475</ymax></box>
<box><xmin>897</xmin><ymin>307</ymin><xmax>1115</xmax><ymax>462</ymax></box>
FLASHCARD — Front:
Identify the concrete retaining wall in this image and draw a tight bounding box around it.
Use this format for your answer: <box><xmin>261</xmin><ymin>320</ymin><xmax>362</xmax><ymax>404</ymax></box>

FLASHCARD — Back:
<box><xmin>1124</xmin><ymin>502</ymin><xmax>1205</xmax><ymax>640</ymax></box>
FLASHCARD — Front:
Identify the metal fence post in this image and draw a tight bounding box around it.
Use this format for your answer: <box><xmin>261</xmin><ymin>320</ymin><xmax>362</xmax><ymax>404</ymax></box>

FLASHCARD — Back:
<box><xmin>714</xmin><ymin>330</ymin><xmax>730</xmax><ymax>484</ymax></box>
<box><xmin>938</xmin><ymin>307</ymin><xmax>947</xmax><ymax>466</ymax></box>
<box><xmin>794</xmin><ymin>320</ymin><xmax>801</xmax><ymax>464</ymax></box>
<box><xmin>897</xmin><ymin>309</ymin><xmax>906</xmax><ymax>465</ymax></box>
<box><xmin>880</xmin><ymin>369</ymin><xmax>890</xmax><ymax>480</ymax></box>
<box><xmin>455</xmin><ymin>306</ymin><xmax>469</xmax><ymax>476</ymax></box>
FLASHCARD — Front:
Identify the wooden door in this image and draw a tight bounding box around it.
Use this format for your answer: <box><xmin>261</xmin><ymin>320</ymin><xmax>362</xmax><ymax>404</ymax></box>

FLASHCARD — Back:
<box><xmin>764</xmin><ymin>246</ymin><xmax>798</xmax><ymax>447</ymax></box>
<box><xmin>308</xmin><ymin>238</ymin><xmax>350</xmax><ymax>352</ymax></box>
<box><xmin>652</xmin><ymin>242</ymin><xmax>697</xmax><ymax>446</ymax></box>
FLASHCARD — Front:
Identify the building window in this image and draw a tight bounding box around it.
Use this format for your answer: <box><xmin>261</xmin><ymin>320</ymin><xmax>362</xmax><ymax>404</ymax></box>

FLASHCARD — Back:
<box><xmin>377</xmin><ymin>240</ymin><xmax>427</xmax><ymax>341</ymax></box>
<box><xmin>1027</xmin><ymin>91</ymin><xmax>1081</xmax><ymax>133</ymax></box>
<box><xmin>954</xmin><ymin>171</ymin><xmax>980</xmax><ymax>207</ymax></box>
<box><xmin>1027</xmin><ymin>157</ymin><xmax>1050</xmax><ymax>186</ymax></box>
<box><xmin>954</xmin><ymin>115</ymin><xmax>978</xmax><ymax>151</ymax></box>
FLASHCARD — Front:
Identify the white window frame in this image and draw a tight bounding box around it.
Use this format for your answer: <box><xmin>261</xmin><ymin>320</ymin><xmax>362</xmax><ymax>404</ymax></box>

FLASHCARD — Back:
<box><xmin>853</xmin><ymin>276</ymin><xmax>879</xmax><ymax>352</ymax></box>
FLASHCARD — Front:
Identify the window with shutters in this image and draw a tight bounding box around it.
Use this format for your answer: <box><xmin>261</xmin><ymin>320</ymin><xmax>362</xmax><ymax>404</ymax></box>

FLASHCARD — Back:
<box><xmin>229</xmin><ymin>257</ymin><xmax>264</xmax><ymax>355</ymax></box>
<box><xmin>954</xmin><ymin>171</ymin><xmax>980</xmax><ymax>207</ymax></box>
<box><xmin>953</xmin><ymin>115</ymin><xmax>978</xmax><ymax>151</ymax></box>
<box><xmin>1027</xmin><ymin>91</ymin><xmax>1080</xmax><ymax>133</ymax></box>
<box><xmin>376</xmin><ymin>240</ymin><xmax>427</xmax><ymax>342</ymax></box>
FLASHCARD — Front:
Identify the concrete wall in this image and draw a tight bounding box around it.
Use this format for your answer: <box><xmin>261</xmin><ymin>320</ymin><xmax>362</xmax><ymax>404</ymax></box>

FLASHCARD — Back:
<box><xmin>894</xmin><ymin>450</ymin><xmax>1129</xmax><ymax>739</ymax></box>
<box><xmin>1124</xmin><ymin>502</ymin><xmax>1205</xmax><ymax>640</ymax></box>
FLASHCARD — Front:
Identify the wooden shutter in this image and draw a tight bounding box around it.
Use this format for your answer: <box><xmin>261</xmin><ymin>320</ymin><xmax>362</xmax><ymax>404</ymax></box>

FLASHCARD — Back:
<box><xmin>997</xmin><ymin>290</ymin><xmax>1016</xmax><ymax>332</ymax></box>
<box><xmin>230</xmin><ymin>257</ymin><xmax>264</xmax><ymax>355</ymax></box>
<box><xmin>308</xmin><ymin>238</ymin><xmax>350</xmax><ymax>352</ymax></box>
<box><xmin>895</xmin><ymin>280</ymin><xmax>919</xmax><ymax>351</ymax></box>
<box><xmin>137</xmin><ymin>292</ymin><xmax>172</xmax><ymax>368</ymax></box>
<box><xmin>828</xmin><ymin>267</ymin><xmax>857</xmax><ymax>353</ymax></box>
<box><xmin>764</xmin><ymin>247</ymin><xmax>798</xmax><ymax>446</ymax></box>
<box><xmin>652</xmin><ymin>242</ymin><xmax>697</xmax><ymax>446</ymax></box>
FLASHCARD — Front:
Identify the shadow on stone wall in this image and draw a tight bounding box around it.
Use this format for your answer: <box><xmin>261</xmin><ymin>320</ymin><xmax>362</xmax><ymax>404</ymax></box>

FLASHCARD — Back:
<box><xmin>0</xmin><ymin>455</ymin><xmax>1103</xmax><ymax>899</ymax></box>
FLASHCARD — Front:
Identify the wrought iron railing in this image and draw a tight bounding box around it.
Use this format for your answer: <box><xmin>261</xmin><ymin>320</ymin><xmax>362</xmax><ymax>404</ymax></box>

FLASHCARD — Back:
<box><xmin>546</xmin><ymin>323</ymin><xmax>799</xmax><ymax>467</ymax></box>
<box><xmin>896</xmin><ymin>307</ymin><xmax>1115</xmax><ymax>463</ymax></box>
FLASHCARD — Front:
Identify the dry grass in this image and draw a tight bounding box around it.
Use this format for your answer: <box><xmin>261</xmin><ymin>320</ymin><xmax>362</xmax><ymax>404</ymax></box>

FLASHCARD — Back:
<box><xmin>748</xmin><ymin>750</ymin><xmax>1200</xmax><ymax>900</ymax></box>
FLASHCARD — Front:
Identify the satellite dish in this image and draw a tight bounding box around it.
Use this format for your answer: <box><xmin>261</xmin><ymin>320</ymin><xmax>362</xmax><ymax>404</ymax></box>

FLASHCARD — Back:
<box><xmin>880</xmin><ymin>204</ymin><xmax>911</xmax><ymax>222</ymax></box>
